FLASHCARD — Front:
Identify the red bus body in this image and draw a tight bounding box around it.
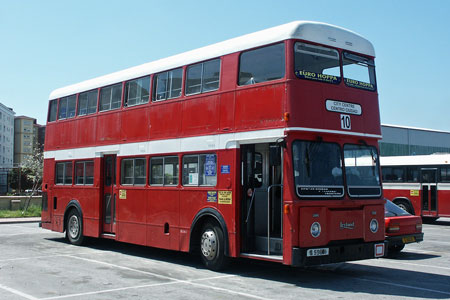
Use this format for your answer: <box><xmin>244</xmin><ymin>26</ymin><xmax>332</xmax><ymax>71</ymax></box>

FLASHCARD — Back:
<box><xmin>382</xmin><ymin>154</ymin><xmax>450</xmax><ymax>220</ymax></box>
<box><xmin>42</xmin><ymin>21</ymin><xmax>385</xmax><ymax>269</ymax></box>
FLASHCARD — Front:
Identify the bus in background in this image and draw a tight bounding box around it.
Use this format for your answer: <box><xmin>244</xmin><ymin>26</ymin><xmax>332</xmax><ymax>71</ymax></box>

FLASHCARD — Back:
<box><xmin>381</xmin><ymin>154</ymin><xmax>450</xmax><ymax>221</ymax></box>
<box><xmin>41</xmin><ymin>21</ymin><xmax>385</xmax><ymax>270</ymax></box>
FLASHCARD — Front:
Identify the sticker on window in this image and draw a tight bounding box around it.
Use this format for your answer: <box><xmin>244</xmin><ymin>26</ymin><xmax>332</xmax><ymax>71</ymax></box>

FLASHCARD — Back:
<box><xmin>295</xmin><ymin>70</ymin><xmax>340</xmax><ymax>84</ymax></box>
<box><xmin>189</xmin><ymin>173</ymin><xmax>199</xmax><ymax>185</ymax></box>
<box><xmin>205</xmin><ymin>154</ymin><xmax>216</xmax><ymax>176</ymax></box>
<box><xmin>344</xmin><ymin>78</ymin><xmax>375</xmax><ymax>91</ymax></box>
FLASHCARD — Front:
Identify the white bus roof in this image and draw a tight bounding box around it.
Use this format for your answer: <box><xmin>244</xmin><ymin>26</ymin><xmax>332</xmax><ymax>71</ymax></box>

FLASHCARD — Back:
<box><xmin>49</xmin><ymin>21</ymin><xmax>375</xmax><ymax>100</ymax></box>
<box><xmin>380</xmin><ymin>154</ymin><xmax>450</xmax><ymax>166</ymax></box>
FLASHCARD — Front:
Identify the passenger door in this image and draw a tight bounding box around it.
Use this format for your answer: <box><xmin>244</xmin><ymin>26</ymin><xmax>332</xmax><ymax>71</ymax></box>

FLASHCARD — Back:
<box><xmin>421</xmin><ymin>168</ymin><xmax>438</xmax><ymax>216</ymax></box>
<box><xmin>102</xmin><ymin>155</ymin><xmax>117</xmax><ymax>234</ymax></box>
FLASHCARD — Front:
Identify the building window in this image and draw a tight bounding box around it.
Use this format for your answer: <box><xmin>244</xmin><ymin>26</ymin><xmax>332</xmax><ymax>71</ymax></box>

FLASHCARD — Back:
<box><xmin>58</xmin><ymin>95</ymin><xmax>77</xmax><ymax>120</ymax></box>
<box><xmin>120</xmin><ymin>158</ymin><xmax>146</xmax><ymax>185</ymax></box>
<box><xmin>75</xmin><ymin>161</ymin><xmax>94</xmax><ymax>185</ymax></box>
<box><xmin>124</xmin><ymin>76</ymin><xmax>150</xmax><ymax>107</ymax></box>
<box><xmin>55</xmin><ymin>162</ymin><xmax>73</xmax><ymax>185</ymax></box>
<box><xmin>239</xmin><ymin>43</ymin><xmax>285</xmax><ymax>86</ymax></box>
<box><xmin>182</xmin><ymin>154</ymin><xmax>217</xmax><ymax>186</ymax></box>
<box><xmin>150</xmin><ymin>156</ymin><xmax>179</xmax><ymax>185</ymax></box>
<box><xmin>153</xmin><ymin>68</ymin><xmax>183</xmax><ymax>101</ymax></box>
<box><xmin>99</xmin><ymin>83</ymin><xmax>122</xmax><ymax>112</ymax></box>
<box><xmin>78</xmin><ymin>90</ymin><xmax>98</xmax><ymax>116</ymax></box>
<box><xmin>186</xmin><ymin>59</ymin><xmax>220</xmax><ymax>95</ymax></box>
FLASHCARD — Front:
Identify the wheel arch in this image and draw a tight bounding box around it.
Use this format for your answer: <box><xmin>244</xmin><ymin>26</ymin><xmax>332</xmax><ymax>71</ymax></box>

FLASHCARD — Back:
<box><xmin>392</xmin><ymin>197</ymin><xmax>415</xmax><ymax>215</ymax></box>
<box><xmin>63</xmin><ymin>199</ymin><xmax>83</xmax><ymax>232</ymax></box>
<box><xmin>189</xmin><ymin>208</ymin><xmax>230</xmax><ymax>256</ymax></box>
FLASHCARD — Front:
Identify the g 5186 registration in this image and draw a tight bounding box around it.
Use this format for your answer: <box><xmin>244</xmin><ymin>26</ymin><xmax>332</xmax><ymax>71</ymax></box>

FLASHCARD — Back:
<box><xmin>307</xmin><ymin>248</ymin><xmax>329</xmax><ymax>257</ymax></box>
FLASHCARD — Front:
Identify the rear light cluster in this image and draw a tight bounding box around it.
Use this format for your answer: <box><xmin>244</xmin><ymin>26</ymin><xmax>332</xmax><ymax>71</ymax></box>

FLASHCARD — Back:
<box><xmin>416</xmin><ymin>223</ymin><xmax>422</xmax><ymax>232</ymax></box>
<box><xmin>387</xmin><ymin>225</ymin><xmax>400</xmax><ymax>233</ymax></box>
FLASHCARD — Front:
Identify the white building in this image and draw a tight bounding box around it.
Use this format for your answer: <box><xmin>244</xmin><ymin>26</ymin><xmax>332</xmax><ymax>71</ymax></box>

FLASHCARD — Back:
<box><xmin>0</xmin><ymin>103</ymin><xmax>15</xmax><ymax>194</ymax></box>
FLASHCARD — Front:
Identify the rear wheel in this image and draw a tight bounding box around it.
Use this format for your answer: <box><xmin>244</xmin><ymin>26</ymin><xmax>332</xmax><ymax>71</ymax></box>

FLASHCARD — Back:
<box><xmin>395</xmin><ymin>200</ymin><xmax>414</xmax><ymax>215</ymax></box>
<box><xmin>388</xmin><ymin>244</ymin><xmax>405</xmax><ymax>255</ymax></box>
<box><xmin>66</xmin><ymin>209</ymin><xmax>84</xmax><ymax>245</ymax></box>
<box><xmin>200</xmin><ymin>221</ymin><xmax>227</xmax><ymax>271</ymax></box>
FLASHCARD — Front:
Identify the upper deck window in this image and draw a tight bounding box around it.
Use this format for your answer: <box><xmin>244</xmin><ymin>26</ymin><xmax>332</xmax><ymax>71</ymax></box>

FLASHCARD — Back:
<box><xmin>153</xmin><ymin>68</ymin><xmax>182</xmax><ymax>101</ymax></box>
<box><xmin>343</xmin><ymin>52</ymin><xmax>376</xmax><ymax>91</ymax></box>
<box><xmin>186</xmin><ymin>59</ymin><xmax>220</xmax><ymax>95</ymax></box>
<box><xmin>125</xmin><ymin>76</ymin><xmax>150</xmax><ymax>107</ymax></box>
<box><xmin>239</xmin><ymin>43</ymin><xmax>285</xmax><ymax>86</ymax></box>
<box><xmin>48</xmin><ymin>100</ymin><xmax>57</xmax><ymax>122</ymax></box>
<box><xmin>77</xmin><ymin>90</ymin><xmax>98</xmax><ymax>116</ymax></box>
<box><xmin>99</xmin><ymin>83</ymin><xmax>122</xmax><ymax>112</ymax></box>
<box><xmin>58</xmin><ymin>95</ymin><xmax>77</xmax><ymax>120</ymax></box>
<box><xmin>294</xmin><ymin>42</ymin><xmax>340</xmax><ymax>84</ymax></box>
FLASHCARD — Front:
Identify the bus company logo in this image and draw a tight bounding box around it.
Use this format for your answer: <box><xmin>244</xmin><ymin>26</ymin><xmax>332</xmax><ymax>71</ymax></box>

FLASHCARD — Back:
<box><xmin>340</xmin><ymin>221</ymin><xmax>355</xmax><ymax>230</ymax></box>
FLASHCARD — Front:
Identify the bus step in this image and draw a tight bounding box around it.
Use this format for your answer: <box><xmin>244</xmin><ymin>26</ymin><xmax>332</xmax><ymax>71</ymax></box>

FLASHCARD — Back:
<box><xmin>240</xmin><ymin>252</ymin><xmax>283</xmax><ymax>262</ymax></box>
<box><xmin>101</xmin><ymin>233</ymin><xmax>116</xmax><ymax>240</ymax></box>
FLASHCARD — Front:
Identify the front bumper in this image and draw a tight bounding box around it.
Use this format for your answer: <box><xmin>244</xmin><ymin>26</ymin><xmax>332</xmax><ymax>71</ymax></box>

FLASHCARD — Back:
<box><xmin>292</xmin><ymin>241</ymin><xmax>386</xmax><ymax>267</ymax></box>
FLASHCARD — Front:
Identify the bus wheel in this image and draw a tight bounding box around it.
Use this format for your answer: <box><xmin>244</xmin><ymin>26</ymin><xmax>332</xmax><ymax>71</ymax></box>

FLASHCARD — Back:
<box><xmin>388</xmin><ymin>244</ymin><xmax>405</xmax><ymax>255</ymax></box>
<box><xmin>200</xmin><ymin>221</ymin><xmax>227</xmax><ymax>271</ymax></box>
<box><xmin>396</xmin><ymin>200</ymin><xmax>413</xmax><ymax>215</ymax></box>
<box><xmin>66</xmin><ymin>209</ymin><xmax>84</xmax><ymax>245</ymax></box>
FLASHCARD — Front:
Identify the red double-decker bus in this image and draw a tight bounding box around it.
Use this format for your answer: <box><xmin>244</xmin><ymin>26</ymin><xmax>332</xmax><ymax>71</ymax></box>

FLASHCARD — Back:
<box><xmin>41</xmin><ymin>21</ymin><xmax>385</xmax><ymax>270</ymax></box>
<box><xmin>381</xmin><ymin>154</ymin><xmax>450</xmax><ymax>221</ymax></box>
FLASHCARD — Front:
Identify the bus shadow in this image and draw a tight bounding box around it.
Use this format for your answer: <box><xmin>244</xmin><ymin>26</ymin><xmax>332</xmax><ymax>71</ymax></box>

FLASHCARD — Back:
<box><xmin>385</xmin><ymin>250</ymin><xmax>440</xmax><ymax>261</ymax></box>
<box><xmin>45</xmin><ymin>237</ymin><xmax>450</xmax><ymax>299</ymax></box>
<box><xmin>430</xmin><ymin>219</ymin><xmax>450</xmax><ymax>226</ymax></box>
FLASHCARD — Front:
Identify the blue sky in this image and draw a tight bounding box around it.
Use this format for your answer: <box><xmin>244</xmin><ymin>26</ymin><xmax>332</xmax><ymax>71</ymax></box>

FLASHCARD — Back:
<box><xmin>1</xmin><ymin>0</ymin><xmax>449</xmax><ymax>132</ymax></box>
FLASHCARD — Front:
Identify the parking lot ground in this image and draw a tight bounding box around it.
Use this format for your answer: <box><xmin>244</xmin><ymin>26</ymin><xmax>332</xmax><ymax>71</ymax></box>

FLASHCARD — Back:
<box><xmin>1</xmin><ymin>220</ymin><xmax>450</xmax><ymax>300</ymax></box>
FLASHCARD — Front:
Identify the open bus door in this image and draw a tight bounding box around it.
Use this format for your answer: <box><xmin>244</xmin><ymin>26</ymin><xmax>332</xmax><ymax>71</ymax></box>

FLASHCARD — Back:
<box><xmin>421</xmin><ymin>168</ymin><xmax>438</xmax><ymax>217</ymax></box>
<box><xmin>102</xmin><ymin>155</ymin><xmax>117</xmax><ymax>234</ymax></box>
<box><xmin>240</xmin><ymin>143</ymin><xmax>283</xmax><ymax>259</ymax></box>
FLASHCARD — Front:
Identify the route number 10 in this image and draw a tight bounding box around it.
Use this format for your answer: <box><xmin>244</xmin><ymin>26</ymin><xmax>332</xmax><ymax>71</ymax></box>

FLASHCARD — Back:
<box><xmin>340</xmin><ymin>114</ymin><xmax>351</xmax><ymax>130</ymax></box>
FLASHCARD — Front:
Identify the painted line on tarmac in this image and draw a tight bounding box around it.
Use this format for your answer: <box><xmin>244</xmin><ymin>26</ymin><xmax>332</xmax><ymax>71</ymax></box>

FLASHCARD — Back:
<box><xmin>356</xmin><ymin>277</ymin><xmax>450</xmax><ymax>296</ymax></box>
<box><xmin>0</xmin><ymin>283</ymin><xmax>38</xmax><ymax>300</ymax></box>
<box><xmin>64</xmin><ymin>255</ymin><xmax>271</xmax><ymax>300</ymax></box>
<box><xmin>0</xmin><ymin>252</ymin><xmax>95</xmax><ymax>263</ymax></box>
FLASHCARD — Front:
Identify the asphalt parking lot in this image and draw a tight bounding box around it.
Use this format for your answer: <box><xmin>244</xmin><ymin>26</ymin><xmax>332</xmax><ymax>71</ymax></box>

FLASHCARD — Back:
<box><xmin>1</xmin><ymin>220</ymin><xmax>450</xmax><ymax>300</ymax></box>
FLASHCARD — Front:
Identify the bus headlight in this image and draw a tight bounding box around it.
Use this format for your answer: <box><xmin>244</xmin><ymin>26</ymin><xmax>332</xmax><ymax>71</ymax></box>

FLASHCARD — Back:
<box><xmin>310</xmin><ymin>222</ymin><xmax>321</xmax><ymax>238</ymax></box>
<box><xmin>370</xmin><ymin>219</ymin><xmax>379</xmax><ymax>233</ymax></box>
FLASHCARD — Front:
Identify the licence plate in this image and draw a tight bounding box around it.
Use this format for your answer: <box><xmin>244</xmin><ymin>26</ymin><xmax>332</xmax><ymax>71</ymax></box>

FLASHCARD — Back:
<box><xmin>307</xmin><ymin>248</ymin><xmax>329</xmax><ymax>257</ymax></box>
<box><xmin>402</xmin><ymin>236</ymin><xmax>416</xmax><ymax>244</ymax></box>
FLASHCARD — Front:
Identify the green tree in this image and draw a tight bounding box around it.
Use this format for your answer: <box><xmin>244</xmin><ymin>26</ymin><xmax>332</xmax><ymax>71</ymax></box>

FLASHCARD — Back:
<box><xmin>20</xmin><ymin>147</ymin><xmax>44</xmax><ymax>213</ymax></box>
<box><xmin>8</xmin><ymin>168</ymin><xmax>34</xmax><ymax>192</ymax></box>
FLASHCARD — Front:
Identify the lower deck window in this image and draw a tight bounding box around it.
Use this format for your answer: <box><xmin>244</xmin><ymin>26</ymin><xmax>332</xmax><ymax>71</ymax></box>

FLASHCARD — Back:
<box><xmin>121</xmin><ymin>158</ymin><xmax>146</xmax><ymax>185</ymax></box>
<box><xmin>182</xmin><ymin>154</ymin><xmax>217</xmax><ymax>186</ymax></box>
<box><xmin>75</xmin><ymin>161</ymin><xmax>94</xmax><ymax>185</ymax></box>
<box><xmin>55</xmin><ymin>162</ymin><xmax>73</xmax><ymax>185</ymax></box>
<box><xmin>150</xmin><ymin>156</ymin><xmax>179</xmax><ymax>185</ymax></box>
<box><xmin>292</xmin><ymin>141</ymin><xmax>344</xmax><ymax>198</ymax></box>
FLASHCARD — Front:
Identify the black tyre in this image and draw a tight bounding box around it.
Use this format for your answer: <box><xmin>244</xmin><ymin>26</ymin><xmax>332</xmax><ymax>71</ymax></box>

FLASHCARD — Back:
<box><xmin>395</xmin><ymin>200</ymin><xmax>414</xmax><ymax>215</ymax></box>
<box><xmin>388</xmin><ymin>244</ymin><xmax>405</xmax><ymax>255</ymax></box>
<box><xmin>200</xmin><ymin>221</ymin><xmax>227</xmax><ymax>271</ymax></box>
<box><xmin>66</xmin><ymin>209</ymin><xmax>84</xmax><ymax>245</ymax></box>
